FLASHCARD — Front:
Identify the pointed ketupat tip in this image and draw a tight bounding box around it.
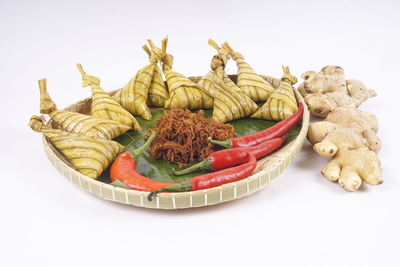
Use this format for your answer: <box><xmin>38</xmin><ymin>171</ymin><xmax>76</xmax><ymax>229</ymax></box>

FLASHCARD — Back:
<box><xmin>76</xmin><ymin>63</ymin><xmax>86</xmax><ymax>76</ymax></box>
<box><xmin>208</xmin><ymin>39</ymin><xmax>220</xmax><ymax>50</ymax></box>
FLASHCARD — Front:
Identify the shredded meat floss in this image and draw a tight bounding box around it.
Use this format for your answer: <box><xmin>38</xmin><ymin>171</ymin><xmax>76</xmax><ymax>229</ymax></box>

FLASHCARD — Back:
<box><xmin>144</xmin><ymin>108</ymin><xmax>236</xmax><ymax>167</ymax></box>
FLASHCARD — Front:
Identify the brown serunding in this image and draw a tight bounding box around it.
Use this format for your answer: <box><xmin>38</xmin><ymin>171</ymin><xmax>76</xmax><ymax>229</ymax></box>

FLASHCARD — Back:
<box><xmin>144</xmin><ymin>109</ymin><xmax>235</xmax><ymax>168</ymax></box>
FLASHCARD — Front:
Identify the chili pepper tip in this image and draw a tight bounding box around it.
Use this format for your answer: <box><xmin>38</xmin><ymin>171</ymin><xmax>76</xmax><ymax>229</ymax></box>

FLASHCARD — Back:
<box><xmin>147</xmin><ymin>190</ymin><xmax>161</xmax><ymax>201</ymax></box>
<box><xmin>148</xmin><ymin>181</ymin><xmax>192</xmax><ymax>201</ymax></box>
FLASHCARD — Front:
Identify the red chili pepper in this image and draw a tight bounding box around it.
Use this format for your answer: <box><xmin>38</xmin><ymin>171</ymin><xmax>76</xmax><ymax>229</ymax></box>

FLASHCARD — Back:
<box><xmin>110</xmin><ymin>132</ymin><xmax>177</xmax><ymax>191</ymax></box>
<box><xmin>172</xmin><ymin>137</ymin><xmax>284</xmax><ymax>176</ymax></box>
<box><xmin>208</xmin><ymin>102</ymin><xmax>303</xmax><ymax>148</ymax></box>
<box><xmin>147</xmin><ymin>152</ymin><xmax>257</xmax><ymax>201</ymax></box>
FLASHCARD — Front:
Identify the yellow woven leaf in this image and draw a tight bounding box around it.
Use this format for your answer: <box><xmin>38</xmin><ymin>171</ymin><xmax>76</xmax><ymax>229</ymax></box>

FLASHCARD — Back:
<box><xmin>38</xmin><ymin>79</ymin><xmax>131</xmax><ymax>139</ymax></box>
<box><xmin>156</xmin><ymin>37</ymin><xmax>213</xmax><ymax>110</ymax></box>
<box><xmin>164</xmin><ymin>68</ymin><xmax>213</xmax><ymax>109</ymax></box>
<box><xmin>142</xmin><ymin>44</ymin><xmax>169</xmax><ymax>107</ymax></box>
<box><xmin>197</xmin><ymin>39</ymin><xmax>258</xmax><ymax>123</ymax></box>
<box><xmin>29</xmin><ymin>116</ymin><xmax>125</xmax><ymax>179</ymax></box>
<box><xmin>222</xmin><ymin>42</ymin><xmax>275</xmax><ymax>102</ymax></box>
<box><xmin>77</xmin><ymin>64</ymin><xmax>141</xmax><ymax>130</ymax></box>
<box><xmin>113</xmin><ymin>62</ymin><xmax>153</xmax><ymax>120</ymax></box>
<box><xmin>251</xmin><ymin>66</ymin><xmax>298</xmax><ymax>121</ymax></box>
<box><xmin>212</xmin><ymin>74</ymin><xmax>258</xmax><ymax>123</ymax></box>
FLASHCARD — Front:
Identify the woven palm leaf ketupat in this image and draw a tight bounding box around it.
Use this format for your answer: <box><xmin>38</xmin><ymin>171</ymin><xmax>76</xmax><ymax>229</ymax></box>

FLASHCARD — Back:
<box><xmin>198</xmin><ymin>39</ymin><xmax>234</xmax><ymax>97</ymax></box>
<box><xmin>142</xmin><ymin>42</ymin><xmax>169</xmax><ymax>107</ymax></box>
<box><xmin>222</xmin><ymin>42</ymin><xmax>275</xmax><ymax>102</ymax></box>
<box><xmin>207</xmin><ymin>39</ymin><xmax>244</xmax><ymax>94</ymax></box>
<box><xmin>263</xmin><ymin>76</ymin><xmax>281</xmax><ymax>89</ymax></box>
<box><xmin>113</xmin><ymin>49</ymin><xmax>154</xmax><ymax>120</ymax></box>
<box><xmin>212</xmin><ymin>75</ymin><xmax>259</xmax><ymax>123</ymax></box>
<box><xmin>30</xmin><ymin>115</ymin><xmax>73</xmax><ymax>136</ymax></box>
<box><xmin>207</xmin><ymin>39</ymin><xmax>258</xmax><ymax>122</ymax></box>
<box><xmin>38</xmin><ymin>78</ymin><xmax>131</xmax><ymax>139</ymax></box>
<box><xmin>29</xmin><ymin>116</ymin><xmax>125</xmax><ymax>179</ymax></box>
<box><xmin>252</xmin><ymin>66</ymin><xmax>298</xmax><ymax>121</ymax></box>
<box><xmin>207</xmin><ymin>40</ymin><xmax>258</xmax><ymax>111</ymax></box>
<box><xmin>155</xmin><ymin>37</ymin><xmax>213</xmax><ymax>110</ymax></box>
<box><xmin>76</xmin><ymin>64</ymin><xmax>141</xmax><ymax>130</ymax></box>
<box><xmin>196</xmin><ymin>39</ymin><xmax>230</xmax><ymax>102</ymax></box>
<box><xmin>211</xmin><ymin>83</ymin><xmax>252</xmax><ymax>123</ymax></box>
<box><xmin>196</xmin><ymin>70</ymin><xmax>217</xmax><ymax>100</ymax></box>
<box><xmin>197</xmin><ymin>39</ymin><xmax>258</xmax><ymax>123</ymax></box>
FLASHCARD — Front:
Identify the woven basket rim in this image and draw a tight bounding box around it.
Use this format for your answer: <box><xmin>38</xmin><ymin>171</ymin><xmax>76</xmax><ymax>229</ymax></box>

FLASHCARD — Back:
<box><xmin>42</xmin><ymin>74</ymin><xmax>310</xmax><ymax>209</ymax></box>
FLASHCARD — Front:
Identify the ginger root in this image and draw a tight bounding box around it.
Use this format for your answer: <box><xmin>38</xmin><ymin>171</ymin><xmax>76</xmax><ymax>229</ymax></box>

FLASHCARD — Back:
<box><xmin>307</xmin><ymin>106</ymin><xmax>382</xmax><ymax>191</ymax></box>
<box><xmin>298</xmin><ymin>66</ymin><xmax>377</xmax><ymax>117</ymax></box>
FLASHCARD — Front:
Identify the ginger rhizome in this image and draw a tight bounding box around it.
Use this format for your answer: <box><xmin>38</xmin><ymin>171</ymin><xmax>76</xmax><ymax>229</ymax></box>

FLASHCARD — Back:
<box><xmin>298</xmin><ymin>65</ymin><xmax>382</xmax><ymax>191</ymax></box>
<box><xmin>298</xmin><ymin>65</ymin><xmax>376</xmax><ymax>117</ymax></box>
<box><xmin>307</xmin><ymin>106</ymin><xmax>382</xmax><ymax>191</ymax></box>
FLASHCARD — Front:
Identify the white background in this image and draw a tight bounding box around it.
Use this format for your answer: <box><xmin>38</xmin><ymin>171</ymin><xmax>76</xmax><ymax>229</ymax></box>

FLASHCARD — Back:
<box><xmin>1</xmin><ymin>0</ymin><xmax>399</xmax><ymax>266</ymax></box>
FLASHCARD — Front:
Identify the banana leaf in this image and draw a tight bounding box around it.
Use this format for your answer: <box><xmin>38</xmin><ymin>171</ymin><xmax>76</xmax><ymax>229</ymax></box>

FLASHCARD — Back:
<box><xmin>99</xmin><ymin>108</ymin><xmax>301</xmax><ymax>184</ymax></box>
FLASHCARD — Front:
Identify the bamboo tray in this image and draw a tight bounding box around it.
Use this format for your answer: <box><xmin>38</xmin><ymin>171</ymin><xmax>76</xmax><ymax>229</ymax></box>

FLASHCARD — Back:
<box><xmin>42</xmin><ymin>75</ymin><xmax>310</xmax><ymax>209</ymax></box>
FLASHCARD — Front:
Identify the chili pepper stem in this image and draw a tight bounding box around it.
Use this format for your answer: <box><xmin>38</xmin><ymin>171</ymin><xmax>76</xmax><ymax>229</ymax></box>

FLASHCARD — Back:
<box><xmin>207</xmin><ymin>137</ymin><xmax>233</xmax><ymax>148</ymax></box>
<box><xmin>128</xmin><ymin>132</ymin><xmax>156</xmax><ymax>159</ymax></box>
<box><xmin>171</xmin><ymin>158</ymin><xmax>213</xmax><ymax>176</ymax></box>
<box><xmin>147</xmin><ymin>180</ymin><xmax>192</xmax><ymax>201</ymax></box>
